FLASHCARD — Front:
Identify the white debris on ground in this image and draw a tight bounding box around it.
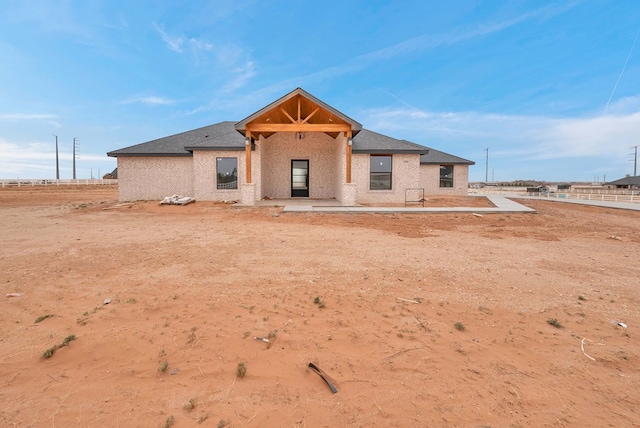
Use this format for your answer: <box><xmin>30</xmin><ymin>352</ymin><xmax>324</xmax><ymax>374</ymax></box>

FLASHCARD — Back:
<box><xmin>160</xmin><ymin>195</ymin><xmax>196</xmax><ymax>205</ymax></box>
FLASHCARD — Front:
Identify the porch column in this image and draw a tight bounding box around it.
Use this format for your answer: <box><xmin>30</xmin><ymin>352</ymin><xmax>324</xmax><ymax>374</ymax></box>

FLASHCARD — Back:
<box><xmin>346</xmin><ymin>130</ymin><xmax>352</xmax><ymax>183</ymax></box>
<box><xmin>245</xmin><ymin>130</ymin><xmax>252</xmax><ymax>183</ymax></box>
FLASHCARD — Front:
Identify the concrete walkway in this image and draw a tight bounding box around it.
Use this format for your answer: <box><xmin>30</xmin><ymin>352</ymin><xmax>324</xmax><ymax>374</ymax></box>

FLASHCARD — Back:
<box><xmin>281</xmin><ymin>195</ymin><xmax>536</xmax><ymax>214</ymax></box>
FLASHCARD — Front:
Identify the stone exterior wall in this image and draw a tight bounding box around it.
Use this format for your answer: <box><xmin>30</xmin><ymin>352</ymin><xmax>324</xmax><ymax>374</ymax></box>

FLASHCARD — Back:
<box><xmin>117</xmin><ymin>156</ymin><xmax>193</xmax><ymax>202</ymax></box>
<box><xmin>420</xmin><ymin>164</ymin><xmax>470</xmax><ymax>196</ymax></box>
<box><xmin>261</xmin><ymin>132</ymin><xmax>340</xmax><ymax>199</ymax></box>
<box><xmin>352</xmin><ymin>153</ymin><xmax>422</xmax><ymax>204</ymax></box>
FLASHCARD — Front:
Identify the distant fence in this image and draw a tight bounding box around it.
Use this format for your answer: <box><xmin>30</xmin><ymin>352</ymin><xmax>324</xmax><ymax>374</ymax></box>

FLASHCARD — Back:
<box><xmin>0</xmin><ymin>179</ymin><xmax>118</xmax><ymax>188</ymax></box>
<box><xmin>471</xmin><ymin>189</ymin><xmax>639</xmax><ymax>204</ymax></box>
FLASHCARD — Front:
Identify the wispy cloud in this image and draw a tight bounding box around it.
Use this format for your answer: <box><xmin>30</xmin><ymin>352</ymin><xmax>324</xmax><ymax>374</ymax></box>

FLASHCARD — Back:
<box><xmin>361</xmin><ymin>97</ymin><xmax>640</xmax><ymax>180</ymax></box>
<box><xmin>222</xmin><ymin>61</ymin><xmax>256</xmax><ymax>93</ymax></box>
<box><xmin>0</xmin><ymin>139</ymin><xmax>114</xmax><ymax>178</ymax></box>
<box><xmin>253</xmin><ymin>2</ymin><xmax>580</xmax><ymax>100</ymax></box>
<box><xmin>0</xmin><ymin>113</ymin><xmax>61</xmax><ymax>128</ymax></box>
<box><xmin>0</xmin><ymin>113</ymin><xmax>57</xmax><ymax>120</ymax></box>
<box><xmin>152</xmin><ymin>22</ymin><xmax>256</xmax><ymax>93</ymax></box>
<box><xmin>119</xmin><ymin>96</ymin><xmax>176</xmax><ymax>106</ymax></box>
<box><xmin>154</xmin><ymin>23</ymin><xmax>184</xmax><ymax>53</ymax></box>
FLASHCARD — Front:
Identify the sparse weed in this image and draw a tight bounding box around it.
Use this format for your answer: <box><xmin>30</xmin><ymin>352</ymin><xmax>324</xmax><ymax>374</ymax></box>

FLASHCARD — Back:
<box><xmin>159</xmin><ymin>361</ymin><xmax>169</xmax><ymax>373</ymax></box>
<box><xmin>35</xmin><ymin>314</ymin><xmax>54</xmax><ymax>323</ymax></box>
<box><xmin>236</xmin><ymin>362</ymin><xmax>246</xmax><ymax>378</ymax></box>
<box><xmin>163</xmin><ymin>415</ymin><xmax>175</xmax><ymax>428</ymax></box>
<box><xmin>217</xmin><ymin>419</ymin><xmax>229</xmax><ymax>428</ymax></box>
<box><xmin>578</xmin><ymin>295</ymin><xmax>587</xmax><ymax>302</ymax></box>
<box><xmin>454</xmin><ymin>322</ymin><xmax>465</xmax><ymax>331</ymax></box>
<box><xmin>42</xmin><ymin>334</ymin><xmax>77</xmax><ymax>359</ymax></box>
<box><xmin>184</xmin><ymin>398</ymin><xmax>196</xmax><ymax>411</ymax></box>
<box><xmin>547</xmin><ymin>318</ymin><xmax>562</xmax><ymax>328</ymax></box>
<box><xmin>313</xmin><ymin>296</ymin><xmax>325</xmax><ymax>308</ymax></box>
<box><xmin>187</xmin><ymin>327</ymin><xmax>197</xmax><ymax>344</ymax></box>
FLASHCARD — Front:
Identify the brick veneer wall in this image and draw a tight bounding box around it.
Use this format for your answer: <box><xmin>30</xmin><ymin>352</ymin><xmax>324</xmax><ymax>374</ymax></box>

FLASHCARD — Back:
<box><xmin>193</xmin><ymin>150</ymin><xmax>244</xmax><ymax>201</ymax></box>
<box><xmin>261</xmin><ymin>132</ymin><xmax>340</xmax><ymax>199</ymax></box>
<box><xmin>117</xmin><ymin>157</ymin><xmax>193</xmax><ymax>202</ymax></box>
<box><xmin>351</xmin><ymin>153</ymin><xmax>422</xmax><ymax>204</ymax></box>
<box><xmin>419</xmin><ymin>164</ymin><xmax>470</xmax><ymax>196</ymax></box>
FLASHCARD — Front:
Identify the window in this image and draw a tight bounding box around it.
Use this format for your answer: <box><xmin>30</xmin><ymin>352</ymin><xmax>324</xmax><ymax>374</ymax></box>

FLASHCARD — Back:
<box><xmin>370</xmin><ymin>155</ymin><xmax>392</xmax><ymax>190</ymax></box>
<box><xmin>440</xmin><ymin>165</ymin><xmax>454</xmax><ymax>188</ymax></box>
<box><xmin>216</xmin><ymin>157</ymin><xmax>238</xmax><ymax>189</ymax></box>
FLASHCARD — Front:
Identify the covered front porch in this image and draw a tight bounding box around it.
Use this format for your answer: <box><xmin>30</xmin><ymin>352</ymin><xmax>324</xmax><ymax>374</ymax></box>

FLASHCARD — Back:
<box><xmin>235</xmin><ymin>88</ymin><xmax>362</xmax><ymax>206</ymax></box>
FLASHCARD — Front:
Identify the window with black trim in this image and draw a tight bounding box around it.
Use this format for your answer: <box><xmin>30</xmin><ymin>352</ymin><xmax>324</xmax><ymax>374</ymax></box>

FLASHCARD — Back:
<box><xmin>216</xmin><ymin>157</ymin><xmax>238</xmax><ymax>189</ymax></box>
<box><xmin>370</xmin><ymin>155</ymin><xmax>392</xmax><ymax>190</ymax></box>
<box><xmin>440</xmin><ymin>165</ymin><xmax>454</xmax><ymax>188</ymax></box>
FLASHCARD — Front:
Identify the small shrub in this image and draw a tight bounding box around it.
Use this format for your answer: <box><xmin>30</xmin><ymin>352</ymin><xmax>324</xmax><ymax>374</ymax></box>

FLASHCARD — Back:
<box><xmin>236</xmin><ymin>362</ymin><xmax>246</xmax><ymax>378</ymax></box>
<box><xmin>454</xmin><ymin>322</ymin><xmax>465</xmax><ymax>331</ymax></box>
<box><xmin>35</xmin><ymin>314</ymin><xmax>54</xmax><ymax>323</ymax></box>
<box><xmin>187</xmin><ymin>327</ymin><xmax>197</xmax><ymax>344</ymax></box>
<box><xmin>217</xmin><ymin>419</ymin><xmax>228</xmax><ymax>428</ymax></box>
<box><xmin>62</xmin><ymin>335</ymin><xmax>76</xmax><ymax>346</ymax></box>
<box><xmin>159</xmin><ymin>361</ymin><xmax>169</xmax><ymax>373</ymax></box>
<box><xmin>313</xmin><ymin>296</ymin><xmax>321</xmax><ymax>304</ymax></box>
<box><xmin>163</xmin><ymin>415</ymin><xmax>175</xmax><ymax>428</ymax></box>
<box><xmin>184</xmin><ymin>398</ymin><xmax>196</xmax><ymax>411</ymax></box>
<box><xmin>42</xmin><ymin>334</ymin><xmax>77</xmax><ymax>359</ymax></box>
<box><xmin>578</xmin><ymin>295</ymin><xmax>587</xmax><ymax>302</ymax></box>
<box><xmin>547</xmin><ymin>318</ymin><xmax>562</xmax><ymax>328</ymax></box>
<box><xmin>42</xmin><ymin>347</ymin><xmax>56</xmax><ymax>359</ymax></box>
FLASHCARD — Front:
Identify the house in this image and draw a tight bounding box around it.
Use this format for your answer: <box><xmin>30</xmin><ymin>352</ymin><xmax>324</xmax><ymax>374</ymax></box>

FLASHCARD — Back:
<box><xmin>102</xmin><ymin>167</ymin><xmax>118</xmax><ymax>179</ymax></box>
<box><xmin>107</xmin><ymin>88</ymin><xmax>474</xmax><ymax>205</ymax></box>
<box><xmin>603</xmin><ymin>175</ymin><xmax>640</xmax><ymax>190</ymax></box>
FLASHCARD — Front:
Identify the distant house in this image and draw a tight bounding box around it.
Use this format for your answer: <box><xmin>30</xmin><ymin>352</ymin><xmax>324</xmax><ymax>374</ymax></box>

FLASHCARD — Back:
<box><xmin>604</xmin><ymin>176</ymin><xmax>640</xmax><ymax>190</ymax></box>
<box><xmin>107</xmin><ymin>88</ymin><xmax>474</xmax><ymax>205</ymax></box>
<box><xmin>102</xmin><ymin>168</ymin><xmax>118</xmax><ymax>180</ymax></box>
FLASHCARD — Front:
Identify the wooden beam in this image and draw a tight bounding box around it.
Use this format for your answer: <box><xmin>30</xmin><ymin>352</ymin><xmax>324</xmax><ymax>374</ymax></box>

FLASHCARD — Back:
<box><xmin>297</xmin><ymin>97</ymin><xmax>301</xmax><ymax>123</ymax></box>
<box><xmin>245</xmin><ymin>131</ymin><xmax>252</xmax><ymax>184</ymax></box>
<box><xmin>346</xmin><ymin>131</ymin><xmax>352</xmax><ymax>184</ymax></box>
<box><xmin>246</xmin><ymin>123</ymin><xmax>351</xmax><ymax>133</ymax></box>
<box><xmin>280</xmin><ymin>108</ymin><xmax>296</xmax><ymax>124</ymax></box>
<box><xmin>301</xmin><ymin>107</ymin><xmax>320</xmax><ymax>124</ymax></box>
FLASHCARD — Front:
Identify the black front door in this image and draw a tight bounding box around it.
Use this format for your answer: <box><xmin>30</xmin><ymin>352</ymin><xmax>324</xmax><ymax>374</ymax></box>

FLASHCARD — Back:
<box><xmin>291</xmin><ymin>160</ymin><xmax>309</xmax><ymax>197</ymax></box>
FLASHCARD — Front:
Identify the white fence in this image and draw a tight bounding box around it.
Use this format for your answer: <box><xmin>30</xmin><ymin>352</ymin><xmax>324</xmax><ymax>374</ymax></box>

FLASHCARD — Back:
<box><xmin>0</xmin><ymin>179</ymin><xmax>117</xmax><ymax>188</ymax></box>
<box><xmin>471</xmin><ymin>189</ymin><xmax>639</xmax><ymax>204</ymax></box>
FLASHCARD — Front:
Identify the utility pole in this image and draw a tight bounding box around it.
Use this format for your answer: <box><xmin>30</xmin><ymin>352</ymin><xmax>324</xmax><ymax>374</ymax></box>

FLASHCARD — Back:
<box><xmin>484</xmin><ymin>148</ymin><xmax>489</xmax><ymax>183</ymax></box>
<box><xmin>54</xmin><ymin>135</ymin><xmax>60</xmax><ymax>180</ymax></box>
<box><xmin>631</xmin><ymin>145</ymin><xmax>638</xmax><ymax>176</ymax></box>
<box><xmin>73</xmin><ymin>138</ymin><xmax>77</xmax><ymax>180</ymax></box>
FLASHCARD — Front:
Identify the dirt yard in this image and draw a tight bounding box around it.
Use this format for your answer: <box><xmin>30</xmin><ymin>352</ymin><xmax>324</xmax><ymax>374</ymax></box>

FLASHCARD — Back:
<box><xmin>1</xmin><ymin>186</ymin><xmax>639</xmax><ymax>427</ymax></box>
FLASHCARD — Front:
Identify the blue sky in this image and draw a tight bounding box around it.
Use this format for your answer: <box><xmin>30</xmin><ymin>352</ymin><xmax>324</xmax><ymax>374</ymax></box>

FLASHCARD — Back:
<box><xmin>1</xmin><ymin>1</ymin><xmax>639</xmax><ymax>182</ymax></box>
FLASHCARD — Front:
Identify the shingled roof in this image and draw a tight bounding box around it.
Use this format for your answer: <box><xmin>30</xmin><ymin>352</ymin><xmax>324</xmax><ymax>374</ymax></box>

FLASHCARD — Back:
<box><xmin>605</xmin><ymin>175</ymin><xmax>640</xmax><ymax>186</ymax></box>
<box><xmin>107</xmin><ymin>122</ymin><xmax>241</xmax><ymax>157</ymax></box>
<box><xmin>107</xmin><ymin>122</ymin><xmax>461</xmax><ymax>157</ymax></box>
<box><xmin>351</xmin><ymin>129</ymin><xmax>427</xmax><ymax>153</ymax></box>
<box><xmin>420</xmin><ymin>147</ymin><xmax>475</xmax><ymax>165</ymax></box>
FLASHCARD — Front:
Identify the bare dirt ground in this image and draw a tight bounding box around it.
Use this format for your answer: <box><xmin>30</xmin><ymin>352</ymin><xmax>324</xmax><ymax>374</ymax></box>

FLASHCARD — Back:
<box><xmin>1</xmin><ymin>186</ymin><xmax>639</xmax><ymax>427</ymax></box>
